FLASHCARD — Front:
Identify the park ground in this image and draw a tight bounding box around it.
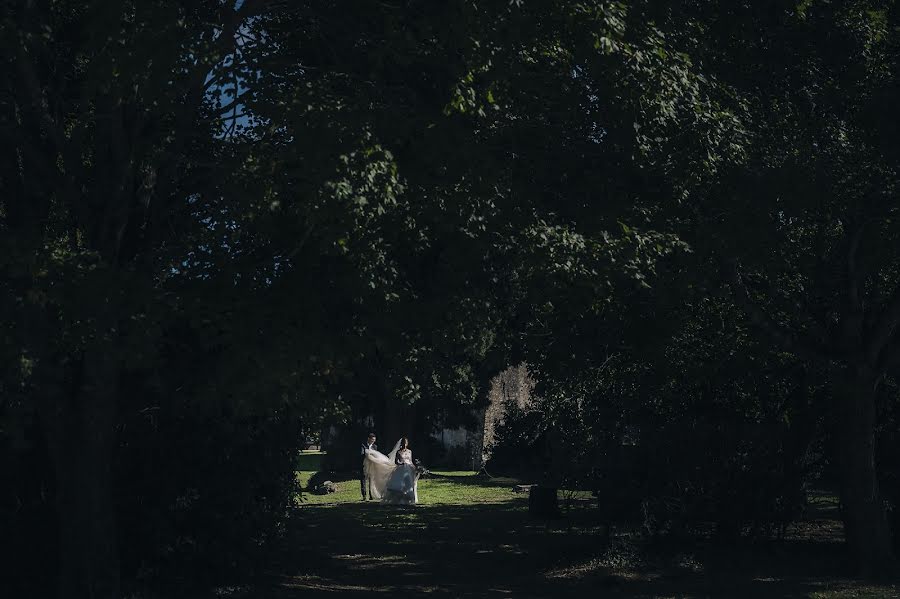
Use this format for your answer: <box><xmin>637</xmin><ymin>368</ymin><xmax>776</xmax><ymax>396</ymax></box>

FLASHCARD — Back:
<box><xmin>249</xmin><ymin>451</ymin><xmax>899</xmax><ymax>598</ymax></box>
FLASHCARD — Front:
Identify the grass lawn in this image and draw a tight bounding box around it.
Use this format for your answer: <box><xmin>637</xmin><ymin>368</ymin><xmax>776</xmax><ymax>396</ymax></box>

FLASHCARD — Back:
<box><xmin>296</xmin><ymin>451</ymin><xmax>524</xmax><ymax>505</ymax></box>
<box><xmin>255</xmin><ymin>451</ymin><xmax>900</xmax><ymax>598</ymax></box>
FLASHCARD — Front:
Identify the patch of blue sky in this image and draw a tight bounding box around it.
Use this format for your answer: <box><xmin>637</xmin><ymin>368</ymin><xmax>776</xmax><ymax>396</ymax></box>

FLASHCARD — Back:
<box><xmin>206</xmin><ymin>4</ymin><xmax>265</xmax><ymax>137</ymax></box>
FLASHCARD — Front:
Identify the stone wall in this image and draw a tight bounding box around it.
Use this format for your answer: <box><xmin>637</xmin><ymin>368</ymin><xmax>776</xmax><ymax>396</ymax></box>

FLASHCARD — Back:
<box><xmin>428</xmin><ymin>363</ymin><xmax>535</xmax><ymax>470</ymax></box>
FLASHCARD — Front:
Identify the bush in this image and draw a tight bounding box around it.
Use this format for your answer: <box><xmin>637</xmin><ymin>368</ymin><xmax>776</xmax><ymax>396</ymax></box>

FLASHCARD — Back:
<box><xmin>486</xmin><ymin>354</ymin><xmax>817</xmax><ymax>539</ymax></box>
<box><xmin>116</xmin><ymin>398</ymin><xmax>304</xmax><ymax>597</ymax></box>
<box><xmin>636</xmin><ymin>416</ymin><xmax>811</xmax><ymax>539</ymax></box>
<box><xmin>0</xmin><ymin>387</ymin><xmax>306</xmax><ymax>599</ymax></box>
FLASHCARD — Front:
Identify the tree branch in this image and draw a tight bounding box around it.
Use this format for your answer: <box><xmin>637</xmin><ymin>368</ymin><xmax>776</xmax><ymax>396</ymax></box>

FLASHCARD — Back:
<box><xmin>866</xmin><ymin>284</ymin><xmax>900</xmax><ymax>366</ymax></box>
<box><xmin>846</xmin><ymin>221</ymin><xmax>864</xmax><ymax>315</ymax></box>
<box><xmin>840</xmin><ymin>220</ymin><xmax>866</xmax><ymax>352</ymax></box>
<box><xmin>14</xmin><ymin>45</ymin><xmax>73</xmax><ymax>167</ymax></box>
<box><xmin>725</xmin><ymin>262</ymin><xmax>836</xmax><ymax>363</ymax></box>
<box><xmin>14</xmin><ymin>42</ymin><xmax>88</xmax><ymax>229</ymax></box>
<box><xmin>144</xmin><ymin>5</ymin><xmax>259</xmax><ymax>238</ymax></box>
<box><xmin>285</xmin><ymin>223</ymin><xmax>316</xmax><ymax>261</ymax></box>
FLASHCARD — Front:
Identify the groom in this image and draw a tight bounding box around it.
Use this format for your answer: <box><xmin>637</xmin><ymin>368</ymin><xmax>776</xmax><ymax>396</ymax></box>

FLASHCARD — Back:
<box><xmin>360</xmin><ymin>432</ymin><xmax>377</xmax><ymax>500</ymax></box>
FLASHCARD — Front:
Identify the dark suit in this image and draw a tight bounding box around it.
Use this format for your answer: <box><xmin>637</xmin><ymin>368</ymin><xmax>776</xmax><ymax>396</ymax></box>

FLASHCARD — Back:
<box><xmin>360</xmin><ymin>442</ymin><xmax>377</xmax><ymax>499</ymax></box>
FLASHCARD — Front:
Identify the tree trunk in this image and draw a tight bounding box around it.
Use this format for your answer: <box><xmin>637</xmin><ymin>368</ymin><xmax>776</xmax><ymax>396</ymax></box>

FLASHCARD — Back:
<box><xmin>835</xmin><ymin>368</ymin><xmax>896</xmax><ymax>578</ymax></box>
<box><xmin>529</xmin><ymin>486</ymin><xmax>561</xmax><ymax>519</ymax></box>
<box><xmin>42</xmin><ymin>347</ymin><xmax>120</xmax><ymax>599</ymax></box>
<box><xmin>472</xmin><ymin>405</ymin><xmax>488</xmax><ymax>471</ymax></box>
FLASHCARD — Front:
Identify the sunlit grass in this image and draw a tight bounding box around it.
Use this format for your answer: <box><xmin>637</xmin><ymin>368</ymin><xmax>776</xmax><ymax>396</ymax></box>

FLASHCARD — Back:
<box><xmin>295</xmin><ymin>451</ymin><xmax>523</xmax><ymax>505</ymax></box>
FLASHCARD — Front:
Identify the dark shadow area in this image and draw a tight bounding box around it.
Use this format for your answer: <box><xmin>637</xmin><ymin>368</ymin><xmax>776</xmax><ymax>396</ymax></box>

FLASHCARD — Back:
<box><xmin>246</xmin><ymin>478</ymin><xmax>897</xmax><ymax>598</ymax></box>
<box><xmin>5</xmin><ymin>3</ymin><xmax>900</xmax><ymax>596</ymax></box>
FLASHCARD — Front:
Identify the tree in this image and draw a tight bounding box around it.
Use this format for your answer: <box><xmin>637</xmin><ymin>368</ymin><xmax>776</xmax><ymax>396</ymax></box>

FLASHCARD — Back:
<box><xmin>0</xmin><ymin>2</ymin><xmax>286</xmax><ymax>596</ymax></box>
<box><xmin>472</xmin><ymin>0</ymin><xmax>900</xmax><ymax>574</ymax></box>
<box><xmin>654</xmin><ymin>1</ymin><xmax>900</xmax><ymax>575</ymax></box>
<box><xmin>244</xmin><ymin>0</ymin><xmax>714</xmax><ymax>453</ymax></box>
<box><xmin>6</xmin><ymin>1</ymin><xmax>843</xmax><ymax>594</ymax></box>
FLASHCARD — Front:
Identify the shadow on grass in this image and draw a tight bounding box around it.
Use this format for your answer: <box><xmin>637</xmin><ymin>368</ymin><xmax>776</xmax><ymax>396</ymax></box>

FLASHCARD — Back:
<box><xmin>246</xmin><ymin>477</ymin><xmax>899</xmax><ymax>598</ymax></box>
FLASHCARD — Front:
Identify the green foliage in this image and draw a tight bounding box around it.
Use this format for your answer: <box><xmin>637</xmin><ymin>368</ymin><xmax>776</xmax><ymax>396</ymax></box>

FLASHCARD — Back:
<box><xmin>491</xmin><ymin>286</ymin><xmax>824</xmax><ymax>538</ymax></box>
<box><xmin>3</xmin><ymin>0</ymin><xmax>900</xmax><ymax>592</ymax></box>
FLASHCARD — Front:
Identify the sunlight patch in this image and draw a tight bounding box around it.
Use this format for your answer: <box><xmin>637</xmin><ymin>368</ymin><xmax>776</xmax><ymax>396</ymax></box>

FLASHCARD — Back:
<box><xmin>544</xmin><ymin>557</ymin><xmax>613</xmax><ymax>580</ymax></box>
<box><xmin>332</xmin><ymin>553</ymin><xmax>420</xmax><ymax>570</ymax></box>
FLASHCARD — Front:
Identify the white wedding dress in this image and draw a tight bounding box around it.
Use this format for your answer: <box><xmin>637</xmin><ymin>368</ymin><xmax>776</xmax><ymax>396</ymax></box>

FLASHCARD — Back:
<box><xmin>362</xmin><ymin>439</ymin><xmax>419</xmax><ymax>505</ymax></box>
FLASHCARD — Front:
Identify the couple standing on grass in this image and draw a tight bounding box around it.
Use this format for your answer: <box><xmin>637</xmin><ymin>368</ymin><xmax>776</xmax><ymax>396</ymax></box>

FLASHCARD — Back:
<box><xmin>360</xmin><ymin>432</ymin><xmax>419</xmax><ymax>505</ymax></box>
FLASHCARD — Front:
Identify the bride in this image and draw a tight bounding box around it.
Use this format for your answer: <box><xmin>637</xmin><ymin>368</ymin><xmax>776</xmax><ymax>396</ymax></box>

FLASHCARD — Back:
<box><xmin>362</xmin><ymin>436</ymin><xmax>419</xmax><ymax>505</ymax></box>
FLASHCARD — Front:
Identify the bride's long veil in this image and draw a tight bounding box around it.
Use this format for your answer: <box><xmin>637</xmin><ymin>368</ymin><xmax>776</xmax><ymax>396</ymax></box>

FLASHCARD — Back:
<box><xmin>386</xmin><ymin>438</ymin><xmax>402</xmax><ymax>462</ymax></box>
<box><xmin>362</xmin><ymin>438</ymin><xmax>402</xmax><ymax>500</ymax></box>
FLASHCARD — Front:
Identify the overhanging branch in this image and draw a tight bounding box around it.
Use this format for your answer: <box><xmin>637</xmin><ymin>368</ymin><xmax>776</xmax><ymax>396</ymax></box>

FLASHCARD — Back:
<box><xmin>14</xmin><ymin>45</ymin><xmax>84</xmax><ymax>180</ymax></box>
<box><xmin>725</xmin><ymin>263</ymin><xmax>836</xmax><ymax>363</ymax></box>
<box><xmin>145</xmin><ymin>3</ymin><xmax>270</xmax><ymax>239</ymax></box>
